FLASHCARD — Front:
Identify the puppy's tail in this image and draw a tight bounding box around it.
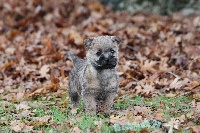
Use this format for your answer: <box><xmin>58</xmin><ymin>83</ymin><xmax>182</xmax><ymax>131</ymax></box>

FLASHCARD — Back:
<box><xmin>67</xmin><ymin>51</ymin><xmax>82</xmax><ymax>64</ymax></box>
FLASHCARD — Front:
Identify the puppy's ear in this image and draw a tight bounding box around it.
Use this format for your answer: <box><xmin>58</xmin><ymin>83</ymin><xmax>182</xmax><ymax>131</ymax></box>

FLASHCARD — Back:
<box><xmin>111</xmin><ymin>36</ymin><xmax>121</xmax><ymax>46</ymax></box>
<box><xmin>84</xmin><ymin>37</ymin><xmax>93</xmax><ymax>49</ymax></box>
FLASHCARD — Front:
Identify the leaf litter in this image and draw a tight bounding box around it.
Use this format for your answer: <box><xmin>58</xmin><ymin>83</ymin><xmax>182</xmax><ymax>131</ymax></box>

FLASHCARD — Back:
<box><xmin>0</xmin><ymin>0</ymin><xmax>199</xmax><ymax>132</ymax></box>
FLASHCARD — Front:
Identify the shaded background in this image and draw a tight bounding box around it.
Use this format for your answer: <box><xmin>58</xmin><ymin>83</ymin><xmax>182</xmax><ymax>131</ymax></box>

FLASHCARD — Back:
<box><xmin>101</xmin><ymin>0</ymin><xmax>200</xmax><ymax>15</ymax></box>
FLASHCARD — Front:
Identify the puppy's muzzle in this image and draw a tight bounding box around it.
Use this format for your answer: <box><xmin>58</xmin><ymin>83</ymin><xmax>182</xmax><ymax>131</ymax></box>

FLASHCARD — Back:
<box><xmin>95</xmin><ymin>55</ymin><xmax>117</xmax><ymax>69</ymax></box>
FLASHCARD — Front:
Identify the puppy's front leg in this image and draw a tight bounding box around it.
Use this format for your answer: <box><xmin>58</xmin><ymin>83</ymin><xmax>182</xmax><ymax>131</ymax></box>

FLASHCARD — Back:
<box><xmin>83</xmin><ymin>94</ymin><xmax>97</xmax><ymax>115</ymax></box>
<box><xmin>103</xmin><ymin>92</ymin><xmax>116</xmax><ymax>116</ymax></box>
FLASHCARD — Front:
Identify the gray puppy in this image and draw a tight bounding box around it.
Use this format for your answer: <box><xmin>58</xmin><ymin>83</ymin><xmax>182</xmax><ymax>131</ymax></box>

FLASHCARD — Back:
<box><xmin>68</xmin><ymin>36</ymin><xmax>121</xmax><ymax>115</ymax></box>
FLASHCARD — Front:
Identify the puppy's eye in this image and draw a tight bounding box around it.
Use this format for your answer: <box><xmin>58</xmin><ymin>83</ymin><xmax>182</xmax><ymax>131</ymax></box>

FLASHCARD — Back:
<box><xmin>96</xmin><ymin>49</ymin><xmax>102</xmax><ymax>56</ymax></box>
<box><xmin>110</xmin><ymin>49</ymin><xmax>115</xmax><ymax>54</ymax></box>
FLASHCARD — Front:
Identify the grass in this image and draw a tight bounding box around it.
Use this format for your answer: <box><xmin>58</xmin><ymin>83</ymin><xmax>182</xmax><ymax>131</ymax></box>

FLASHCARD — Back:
<box><xmin>115</xmin><ymin>95</ymin><xmax>192</xmax><ymax>119</ymax></box>
<box><xmin>0</xmin><ymin>94</ymin><xmax>195</xmax><ymax>132</ymax></box>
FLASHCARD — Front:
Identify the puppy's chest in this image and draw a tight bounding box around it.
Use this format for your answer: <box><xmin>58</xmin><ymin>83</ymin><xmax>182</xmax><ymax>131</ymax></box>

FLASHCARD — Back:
<box><xmin>98</xmin><ymin>70</ymin><xmax>114</xmax><ymax>83</ymax></box>
<box><xmin>97</xmin><ymin>70</ymin><xmax>117</xmax><ymax>90</ymax></box>
<box><xmin>85</xmin><ymin>68</ymin><xmax>117</xmax><ymax>89</ymax></box>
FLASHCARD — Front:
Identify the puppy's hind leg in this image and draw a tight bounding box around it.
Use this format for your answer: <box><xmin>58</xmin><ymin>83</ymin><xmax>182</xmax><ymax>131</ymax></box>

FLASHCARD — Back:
<box><xmin>68</xmin><ymin>74</ymin><xmax>80</xmax><ymax>107</ymax></box>
<box><xmin>69</xmin><ymin>91</ymin><xmax>80</xmax><ymax>107</ymax></box>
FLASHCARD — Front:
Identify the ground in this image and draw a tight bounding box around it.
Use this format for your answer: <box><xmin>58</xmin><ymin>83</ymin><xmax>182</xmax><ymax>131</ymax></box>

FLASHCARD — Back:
<box><xmin>0</xmin><ymin>0</ymin><xmax>200</xmax><ymax>132</ymax></box>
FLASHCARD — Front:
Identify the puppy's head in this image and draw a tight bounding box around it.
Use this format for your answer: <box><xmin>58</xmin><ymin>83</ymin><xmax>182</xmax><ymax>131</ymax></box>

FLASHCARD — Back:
<box><xmin>84</xmin><ymin>36</ymin><xmax>121</xmax><ymax>69</ymax></box>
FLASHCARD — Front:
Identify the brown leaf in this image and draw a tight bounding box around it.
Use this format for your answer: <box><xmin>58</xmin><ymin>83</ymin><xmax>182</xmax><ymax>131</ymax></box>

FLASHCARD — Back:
<box><xmin>41</xmin><ymin>37</ymin><xmax>56</xmax><ymax>53</ymax></box>
<box><xmin>39</xmin><ymin>65</ymin><xmax>50</xmax><ymax>78</ymax></box>
<box><xmin>16</xmin><ymin>101</ymin><xmax>30</xmax><ymax>110</ymax></box>
<box><xmin>10</xmin><ymin>120</ymin><xmax>25</xmax><ymax>132</ymax></box>
<box><xmin>153</xmin><ymin>113</ymin><xmax>164</xmax><ymax>120</ymax></box>
<box><xmin>7</xmin><ymin>29</ymin><xmax>22</xmax><ymax>39</ymax></box>
<box><xmin>140</xmin><ymin>60</ymin><xmax>158</xmax><ymax>73</ymax></box>
<box><xmin>68</xmin><ymin>30</ymin><xmax>84</xmax><ymax>46</ymax></box>
<box><xmin>72</xmin><ymin>127</ymin><xmax>81</xmax><ymax>133</ymax></box>
<box><xmin>0</xmin><ymin>60</ymin><xmax>14</xmax><ymax>70</ymax></box>
<box><xmin>16</xmin><ymin>91</ymin><xmax>25</xmax><ymax>101</ymax></box>
<box><xmin>109</xmin><ymin>115</ymin><xmax>128</xmax><ymax>124</ymax></box>
<box><xmin>190</xmin><ymin>126</ymin><xmax>200</xmax><ymax>133</ymax></box>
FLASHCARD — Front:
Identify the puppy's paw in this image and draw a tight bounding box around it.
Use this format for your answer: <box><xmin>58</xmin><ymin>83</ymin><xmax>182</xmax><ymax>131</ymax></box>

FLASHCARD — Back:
<box><xmin>85</xmin><ymin>109</ymin><xmax>97</xmax><ymax>116</ymax></box>
<box><xmin>103</xmin><ymin>109</ymin><xmax>114</xmax><ymax>116</ymax></box>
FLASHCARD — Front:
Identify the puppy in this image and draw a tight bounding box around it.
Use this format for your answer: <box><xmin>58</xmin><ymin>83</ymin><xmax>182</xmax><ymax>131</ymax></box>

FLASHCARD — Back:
<box><xmin>68</xmin><ymin>36</ymin><xmax>121</xmax><ymax>115</ymax></box>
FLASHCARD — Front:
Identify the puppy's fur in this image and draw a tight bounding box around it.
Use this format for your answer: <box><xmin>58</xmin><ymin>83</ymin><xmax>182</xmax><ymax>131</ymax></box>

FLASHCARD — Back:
<box><xmin>68</xmin><ymin>36</ymin><xmax>121</xmax><ymax>115</ymax></box>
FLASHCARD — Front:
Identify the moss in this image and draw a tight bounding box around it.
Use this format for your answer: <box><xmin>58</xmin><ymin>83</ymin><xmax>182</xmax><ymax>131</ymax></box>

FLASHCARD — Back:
<box><xmin>113</xmin><ymin>119</ymin><xmax>162</xmax><ymax>132</ymax></box>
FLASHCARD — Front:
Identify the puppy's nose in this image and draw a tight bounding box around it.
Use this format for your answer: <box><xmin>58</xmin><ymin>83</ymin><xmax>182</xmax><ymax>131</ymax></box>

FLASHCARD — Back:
<box><xmin>104</xmin><ymin>58</ymin><xmax>109</xmax><ymax>61</ymax></box>
<box><xmin>100</xmin><ymin>55</ymin><xmax>105</xmax><ymax>60</ymax></box>
<box><xmin>104</xmin><ymin>58</ymin><xmax>109</xmax><ymax>64</ymax></box>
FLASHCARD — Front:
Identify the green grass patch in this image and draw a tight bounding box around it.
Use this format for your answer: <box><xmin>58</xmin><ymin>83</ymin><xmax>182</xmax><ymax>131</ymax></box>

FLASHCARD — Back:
<box><xmin>0</xmin><ymin>103</ymin><xmax>16</xmax><ymax>124</ymax></box>
<box><xmin>49</xmin><ymin>106</ymin><xmax>66</xmax><ymax>123</ymax></box>
<box><xmin>74</xmin><ymin>114</ymin><xmax>114</xmax><ymax>133</ymax></box>
<box><xmin>115</xmin><ymin>95</ymin><xmax>192</xmax><ymax>119</ymax></box>
<box><xmin>101</xmin><ymin>123</ymin><xmax>114</xmax><ymax>133</ymax></box>
<box><xmin>0</xmin><ymin>94</ymin><xmax>194</xmax><ymax>132</ymax></box>
<box><xmin>115</xmin><ymin>95</ymin><xmax>145</xmax><ymax>109</ymax></box>
<box><xmin>0</xmin><ymin>102</ymin><xmax>16</xmax><ymax>132</ymax></box>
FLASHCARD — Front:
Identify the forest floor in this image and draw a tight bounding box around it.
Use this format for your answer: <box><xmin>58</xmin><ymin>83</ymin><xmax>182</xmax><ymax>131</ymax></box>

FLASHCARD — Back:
<box><xmin>0</xmin><ymin>0</ymin><xmax>200</xmax><ymax>132</ymax></box>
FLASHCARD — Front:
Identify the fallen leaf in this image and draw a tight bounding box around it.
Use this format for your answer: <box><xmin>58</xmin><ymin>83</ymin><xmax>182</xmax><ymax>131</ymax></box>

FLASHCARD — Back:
<box><xmin>39</xmin><ymin>65</ymin><xmax>50</xmax><ymax>78</ymax></box>
<box><xmin>72</xmin><ymin>126</ymin><xmax>81</xmax><ymax>133</ymax></box>
<box><xmin>190</xmin><ymin>126</ymin><xmax>200</xmax><ymax>133</ymax></box>
<box><xmin>10</xmin><ymin>120</ymin><xmax>25</xmax><ymax>132</ymax></box>
<box><xmin>16</xmin><ymin>101</ymin><xmax>30</xmax><ymax>110</ymax></box>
